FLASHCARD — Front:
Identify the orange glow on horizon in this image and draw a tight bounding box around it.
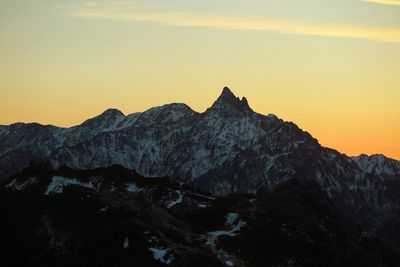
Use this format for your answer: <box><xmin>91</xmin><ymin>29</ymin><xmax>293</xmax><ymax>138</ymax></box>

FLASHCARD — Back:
<box><xmin>1</xmin><ymin>0</ymin><xmax>399</xmax><ymax>160</ymax></box>
<box><xmin>1</xmin><ymin>87</ymin><xmax>399</xmax><ymax>160</ymax></box>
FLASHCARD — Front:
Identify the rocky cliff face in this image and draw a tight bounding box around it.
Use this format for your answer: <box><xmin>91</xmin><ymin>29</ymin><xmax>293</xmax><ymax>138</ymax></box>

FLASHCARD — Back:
<box><xmin>1</xmin><ymin>87</ymin><xmax>399</xmax><ymax>230</ymax></box>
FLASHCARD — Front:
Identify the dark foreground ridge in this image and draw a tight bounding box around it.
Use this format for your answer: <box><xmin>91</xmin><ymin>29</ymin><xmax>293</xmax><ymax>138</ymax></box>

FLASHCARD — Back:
<box><xmin>2</xmin><ymin>163</ymin><xmax>400</xmax><ymax>267</ymax></box>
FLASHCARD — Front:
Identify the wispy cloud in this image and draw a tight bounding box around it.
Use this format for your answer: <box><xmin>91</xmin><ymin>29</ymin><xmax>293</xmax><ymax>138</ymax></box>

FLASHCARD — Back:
<box><xmin>67</xmin><ymin>1</ymin><xmax>400</xmax><ymax>43</ymax></box>
<box><xmin>363</xmin><ymin>0</ymin><xmax>400</xmax><ymax>6</ymax></box>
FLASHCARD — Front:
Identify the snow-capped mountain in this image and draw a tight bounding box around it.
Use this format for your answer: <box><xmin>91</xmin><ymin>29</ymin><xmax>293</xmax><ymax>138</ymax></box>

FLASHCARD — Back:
<box><xmin>1</xmin><ymin>87</ymin><xmax>399</xmax><ymax>229</ymax></box>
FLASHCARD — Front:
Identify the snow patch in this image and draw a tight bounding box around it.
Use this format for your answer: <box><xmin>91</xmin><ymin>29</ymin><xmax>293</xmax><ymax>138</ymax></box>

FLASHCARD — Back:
<box><xmin>126</xmin><ymin>183</ymin><xmax>143</xmax><ymax>193</ymax></box>
<box><xmin>123</xmin><ymin>237</ymin><xmax>129</xmax><ymax>249</ymax></box>
<box><xmin>99</xmin><ymin>207</ymin><xmax>108</xmax><ymax>212</ymax></box>
<box><xmin>226</xmin><ymin>213</ymin><xmax>239</xmax><ymax>225</ymax></box>
<box><xmin>206</xmin><ymin>219</ymin><xmax>247</xmax><ymax>248</ymax></box>
<box><xmin>149</xmin><ymin>247</ymin><xmax>173</xmax><ymax>264</ymax></box>
<box><xmin>45</xmin><ymin>176</ymin><xmax>95</xmax><ymax>195</ymax></box>
<box><xmin>110</xmin><ymin>183</ymin><xmax>116</xmax><ymax>191</ymax></box>
<box><xmin>167</xmin><ymin>191</ymin><xmax>183</xmax><ymax>208</ymax></box>
<box><xmin>6</xmin><ymin>177</ymin><xmax>38</xmax><ymax>191</ymax></box>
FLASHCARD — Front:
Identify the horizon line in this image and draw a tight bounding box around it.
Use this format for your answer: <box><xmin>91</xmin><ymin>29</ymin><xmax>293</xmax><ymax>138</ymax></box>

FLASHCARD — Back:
<box><xmin>1</xmin><ymin>87</ymin><xmax>398</xmax><ymax>161</ymax></box>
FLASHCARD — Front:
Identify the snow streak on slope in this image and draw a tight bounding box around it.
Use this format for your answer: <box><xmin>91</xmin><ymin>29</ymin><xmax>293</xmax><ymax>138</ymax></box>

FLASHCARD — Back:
<box><xmin>45</xmin><ymin>176</ymin><xmax>95</xmax><ymax>195</ymax></box>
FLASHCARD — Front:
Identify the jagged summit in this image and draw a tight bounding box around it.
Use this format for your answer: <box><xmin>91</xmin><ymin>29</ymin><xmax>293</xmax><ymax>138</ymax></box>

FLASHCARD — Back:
<box><xmin>220</xmin><ymin>86</ymin><xmax>237</xmax><ymax>100</ymax></box>
<box><xmin>208</xmin><ymin>87</ymin><xmax>253</xmax><ymax>114</ymax></box>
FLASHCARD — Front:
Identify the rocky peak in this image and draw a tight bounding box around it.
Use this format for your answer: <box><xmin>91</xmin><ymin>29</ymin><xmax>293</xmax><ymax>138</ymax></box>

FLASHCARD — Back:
<box><xmin>207</xmin><ymin>87</ymin><xmax>253</xmax><ymax>114</ymax></box>
<box><xmin>100</xmin><ymin>108</ymin><xmax>125</xmax><ymax>118</ymax></box>
<box><xmin>81</xmin><ymin>108</ymin><xmax>125</xmax><ymax>128</ymax></box>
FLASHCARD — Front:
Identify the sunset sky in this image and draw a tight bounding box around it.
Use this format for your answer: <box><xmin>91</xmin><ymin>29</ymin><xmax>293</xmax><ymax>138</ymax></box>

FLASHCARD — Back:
<box><xmin>1</xmin><ymin>0</ymin><xmax>399</xmax><ymax>159</ymax></box>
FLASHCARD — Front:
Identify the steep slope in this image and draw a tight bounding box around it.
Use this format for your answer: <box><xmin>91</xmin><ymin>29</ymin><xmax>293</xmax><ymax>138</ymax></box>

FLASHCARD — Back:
<box><xmin>2</xmin><ymin>164</ymin><xmax>400</xmax><ymax>267</ymax></box>
<box><xmin>1</xmin><ymin>87</ymin><xmax>400</xmax><ymax>231</ymax></box>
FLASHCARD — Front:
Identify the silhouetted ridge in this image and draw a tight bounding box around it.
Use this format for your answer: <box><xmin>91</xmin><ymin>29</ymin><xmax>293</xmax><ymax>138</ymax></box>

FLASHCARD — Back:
<box><xmin>81</xmin><ymin>108</ymin><xmax>125</xmax><ymax>128</ymax></box>
<box><xmin>100</xmin><ymin>108</ymin><xmax>125</xmax><ymax>117</ymax></box>
<box><xmin>208</xmin><ymin>87</ymin><xmax>253</xmax><ymax>114</ymax></box>
<box><xmin>220</xmin><ymin>87</ymin><xmax>237</xmax><ymax>100</ymax></box>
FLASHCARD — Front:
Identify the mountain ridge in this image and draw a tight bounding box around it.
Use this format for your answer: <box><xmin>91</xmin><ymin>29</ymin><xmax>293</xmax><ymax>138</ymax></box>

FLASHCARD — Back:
<box><xmin>1</xmin><ymin>87</ymin><xmax>399</xmax><ymax>232</ymax></box>
<box><xmin>2</xmin><ymin>88</ymin><xmax>395</xmax><ymax>161</ymax></box>
<box><xmin>3</xmin><ymin>163</ymin><xmax>400</xmax><ymax>267</ymax></box>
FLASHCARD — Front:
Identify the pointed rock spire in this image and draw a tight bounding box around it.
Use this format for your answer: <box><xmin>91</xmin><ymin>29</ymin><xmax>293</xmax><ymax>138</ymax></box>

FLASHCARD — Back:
<box><xmin>208</xmin><ymin>87</ymin><xmax>253</xmax><ymax>114</ymax></box>
<box><xmin>219</xmin><ymin>87</ymin><xmax>237</xmax><ymax>101</ymax></box>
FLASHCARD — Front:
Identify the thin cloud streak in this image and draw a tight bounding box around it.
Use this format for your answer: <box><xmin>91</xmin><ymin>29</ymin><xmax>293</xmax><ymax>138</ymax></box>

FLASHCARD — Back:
<box><xmin>69</xmin><ymin>5</ymin><xmax>400</xmax><ymax>43</ymax></box>
<box><xmin>363</xmin><ymin>0</ymin><xmax>400</xmax><ymax>6</ymax></box>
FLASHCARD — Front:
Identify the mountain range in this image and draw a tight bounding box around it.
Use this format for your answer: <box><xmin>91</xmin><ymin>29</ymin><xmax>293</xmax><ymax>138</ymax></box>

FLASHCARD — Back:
<box><xmin>1</xmin><ymin>87</ymin><xmax>400</xmax><ymax>232</ymax></box>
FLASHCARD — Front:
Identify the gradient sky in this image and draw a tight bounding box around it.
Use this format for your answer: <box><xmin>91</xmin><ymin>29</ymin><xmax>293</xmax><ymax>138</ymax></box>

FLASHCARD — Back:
<box><xmin>1</xmin><ymin>0</ymin><xmax>399</xmax><ymax>159</ymax></box>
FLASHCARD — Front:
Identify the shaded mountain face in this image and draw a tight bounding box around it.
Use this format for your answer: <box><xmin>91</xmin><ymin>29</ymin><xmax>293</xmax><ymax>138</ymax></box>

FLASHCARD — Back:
<box><xmin>1</xmin><ymin>87</ymin><xmax>400</xmax><ymax>231</ymax></box>
<box><xmin>2</xmin><ymin>164</ymin><xmax>400</xmax><ymax>267</ymax></box>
